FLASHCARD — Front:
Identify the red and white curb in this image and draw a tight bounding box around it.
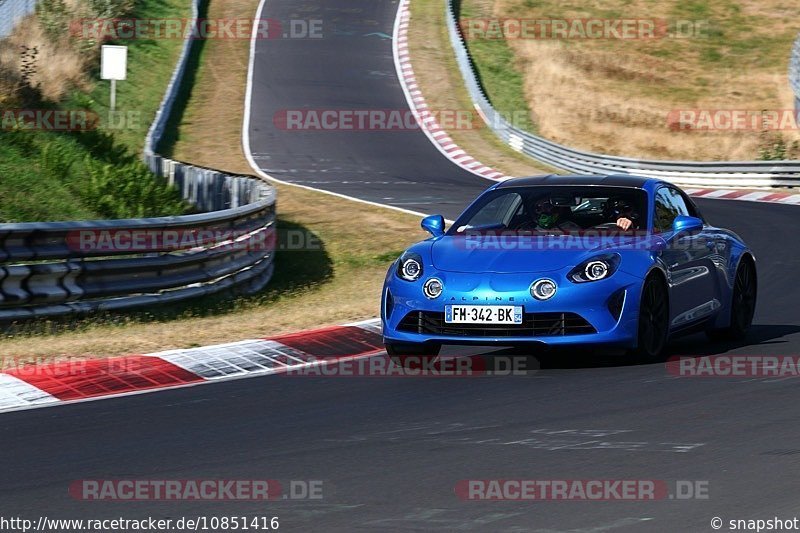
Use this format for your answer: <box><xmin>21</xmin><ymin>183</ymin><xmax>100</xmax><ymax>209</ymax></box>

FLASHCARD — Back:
<box><xmin>393</xmin><ymin>0</ymin><xmax>508</xmax><ymax>182</ymax></box>
<box><xmin>0</xmin><ymin>319</ymin><xmax>383</xmax><ymax>413</ymax></box>
<box><xmin>685</xmin><ymin>188</ymin><xmax>800</xmax><ymax>205</ymax></box>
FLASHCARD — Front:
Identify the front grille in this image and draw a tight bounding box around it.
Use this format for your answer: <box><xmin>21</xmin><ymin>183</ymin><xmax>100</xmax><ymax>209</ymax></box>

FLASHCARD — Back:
<box><xmin>397</xmin><ymin>311</ymin><xmax>596</xmax><ymax>337</ymax></box>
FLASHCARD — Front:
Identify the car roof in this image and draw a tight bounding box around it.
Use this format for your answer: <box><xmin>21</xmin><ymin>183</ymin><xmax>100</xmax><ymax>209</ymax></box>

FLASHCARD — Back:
<box><xmin>494</xmin><ymin>174</ymin><xmax>656</xmax><ymax>189</ymax></box>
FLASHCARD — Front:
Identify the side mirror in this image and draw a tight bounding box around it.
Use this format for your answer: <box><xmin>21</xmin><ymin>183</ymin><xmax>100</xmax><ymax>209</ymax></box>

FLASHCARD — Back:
<box><xmin>672</xmin><ymin>215</ymin><xmax>703</xmax><ymax>235</ymax></box>
<box><xmin>421</xmin><ymin>214</ymin><xmax>445</xmax><ymax>237</ymax></box>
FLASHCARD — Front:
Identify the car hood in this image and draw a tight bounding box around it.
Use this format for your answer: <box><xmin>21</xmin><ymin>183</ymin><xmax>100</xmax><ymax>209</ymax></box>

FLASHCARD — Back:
<box><xmin>430</xmin><ymin>234</ymin><xmax>640</xmax><ymax>274</ymax></box>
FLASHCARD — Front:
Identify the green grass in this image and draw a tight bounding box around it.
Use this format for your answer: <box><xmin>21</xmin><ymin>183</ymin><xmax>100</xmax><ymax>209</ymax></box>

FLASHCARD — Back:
<box><xmin>0</xmin><ymin>128</ymin><xmax>189</xmax><ymax>222</ymax></box>
<box><xmin>0</xmin><ymin>140</ymin><xmax>98</xmax><ymax>222</ymax></box>
<box><xmin>664</xmin><ymin>0</ymin><xmax>788</xmax><ymax>69</ymax></box>
<box><xmin>455</xmin><ymin>0</ymin><xmax>537</xmax><ymax>132</ymax></box>
<box><xmin>65</xmin><ymin>0</ymin><xmax>193</xmax><ymax>154</ymax></box>
<box><xmin>0</xmin><ymin>0</ymin><xmax>194</xmax><ymax>222</ymax></box>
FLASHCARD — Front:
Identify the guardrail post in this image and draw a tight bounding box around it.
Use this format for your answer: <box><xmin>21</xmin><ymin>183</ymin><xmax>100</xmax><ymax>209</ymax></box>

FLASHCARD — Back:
<box><xmin>27</xmin><ymin>263</ymin><xmax>83</xmax><ymax>304</ymax></box>
<box><xmin>1</xmin><ymin>266</ymin><xmax>32</xmax><ymax>305</ymax></box>
<box><xmin>792</xmin><ymin>35</ymin><xmax>800</xmax><ymax>114</ymax></box>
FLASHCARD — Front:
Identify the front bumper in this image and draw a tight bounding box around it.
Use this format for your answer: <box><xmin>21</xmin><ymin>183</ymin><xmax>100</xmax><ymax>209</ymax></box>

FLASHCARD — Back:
<box><xmin>382</xmin><ymin>268</ymin><xmax>642</xmax><ymax>348</ymax></box>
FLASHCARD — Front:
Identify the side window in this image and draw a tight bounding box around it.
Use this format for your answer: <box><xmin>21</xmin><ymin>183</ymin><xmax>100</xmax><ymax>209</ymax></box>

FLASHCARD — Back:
<box><xmin>667</xmin><ymin>188</ymin><xmax>691</xmax><ymax>218</ymax></box>
<box><xmin>653</xmin><ymin>188</ymin><xmax>679</xmax><ymax>233</ymax></box>
<box><xmin>679</xmin><ymin>191</ymin><xmax>703</xmax><ymax>221</ymax></box>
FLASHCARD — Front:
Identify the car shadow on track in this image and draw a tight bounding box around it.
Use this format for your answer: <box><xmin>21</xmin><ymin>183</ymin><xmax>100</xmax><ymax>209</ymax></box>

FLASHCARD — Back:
<box><xmin>461</xmin><ymin>324</ymin><xmax>800</xmax><ymax>371</ymax></box>
<box><xmin>666</xmin><ymin>324</ymin><xmax>800</xmax><ymax>358</ymax></box>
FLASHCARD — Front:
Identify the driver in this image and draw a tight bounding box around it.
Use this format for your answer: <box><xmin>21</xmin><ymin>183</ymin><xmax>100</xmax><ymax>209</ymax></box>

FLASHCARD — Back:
<box><xmin>532</xmin><ymin>198</ymin><xmax>581</xmax><ymax>232</ymax></box>
<box><xmin>603</xmin><ymin>198</ymin><xmax>638</xmax><ymax>230</ymax></box>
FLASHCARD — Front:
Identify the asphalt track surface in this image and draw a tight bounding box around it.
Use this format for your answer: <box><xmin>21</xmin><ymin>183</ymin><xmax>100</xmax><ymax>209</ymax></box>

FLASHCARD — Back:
<box><xmin>2</xmin><ymin>0</ymin><xmax>800</xmax><ymax>532</ymax></box>
<box><xmin>246</xmin><ymin>0</ymin><xmax>491</xmax><ymax>213</ymax></box>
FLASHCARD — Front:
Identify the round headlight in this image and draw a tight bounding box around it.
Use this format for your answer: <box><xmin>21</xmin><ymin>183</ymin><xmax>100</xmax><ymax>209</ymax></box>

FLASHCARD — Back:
<box><xmin>401</xmin><ymin>258</ymin><xmax>422</xmax><ymax>281</ymax></box>
<box><xmin>584</xmin><ymin>260</ymin><xmax>609</xmax><ymax>281</ymax></box>
<box><xmin>531</xmin><ymin>279</ymin><xmax>557</xmax><ymax>301</ymax></box>
<box><xmin>567</xmin><ymin>254</ymin><xmax>621</xmax><ymax>283</ymax></box>
<box><xmin>423</xmin><ymin>278</ymin><xmax>443</xmax><ymax>299</ymax></box>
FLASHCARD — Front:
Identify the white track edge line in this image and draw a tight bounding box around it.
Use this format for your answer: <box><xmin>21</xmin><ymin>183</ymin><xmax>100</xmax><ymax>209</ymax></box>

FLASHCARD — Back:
<box><xmin>242</xmin><ymin>0</ymin><xmax>436</xmax><ymax>220</ymax></box>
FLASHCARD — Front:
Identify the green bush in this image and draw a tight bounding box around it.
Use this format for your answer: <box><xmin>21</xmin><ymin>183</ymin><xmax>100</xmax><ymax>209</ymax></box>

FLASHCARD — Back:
<box><xmin>36</xmin><ymin>0</ymin><xmax>72</xmax><ymax>41</ymax></box>
<box><xmin>1</xmin><ymin>0</ymin><xmax>192</xmax><ymax>223</ymax></box>
<box><xmin>0</xmin><ymin>129</ymin><xmax>190</xmax><ymax>222</ymax></box>
<box><xmin>86</xmin><ymin>0</ymin><xmax>135</xmax><ymax>18</ymax></box>
<box><xmin>81</xmin><ymin>158</ymin><xmax>188</xmax><ymax>219</ymax></box>
<box><xmin>758</xmin><ymin>131</ymin><xmax>800</xmax><ymax>161</ymax></box>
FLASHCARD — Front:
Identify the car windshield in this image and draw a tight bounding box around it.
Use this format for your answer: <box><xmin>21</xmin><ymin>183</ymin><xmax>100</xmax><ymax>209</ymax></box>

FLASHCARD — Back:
<box><xmin>449</xmin><ymin>186</ymin><xmax>649</xmax><ymax>235</ymax></box>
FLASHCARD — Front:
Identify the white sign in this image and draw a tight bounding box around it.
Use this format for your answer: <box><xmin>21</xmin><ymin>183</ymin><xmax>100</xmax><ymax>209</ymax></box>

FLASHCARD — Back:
<box><xmin>101</xmin><ymin>45</ymin><xmax>127</xmax><ymax>81</ymax></box>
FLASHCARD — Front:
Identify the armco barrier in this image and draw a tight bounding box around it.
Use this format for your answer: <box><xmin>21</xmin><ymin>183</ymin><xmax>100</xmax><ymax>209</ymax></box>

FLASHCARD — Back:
<box><xmin>0</xmin><ymin>179</ymin><xmax>275</xmax><ymax>322</ymax></box>
<box><xmin>791</xmin><ymin>35</ymin><xmax>800</xmax><ymax>113</ymax></box>
<box><xmin>445</xmin><ymin>0</ymin><xmax>800</xmax><ymax>188</ymax></box>
<box><xmin>0</xmin><ymin>0</ymin><xmax>276</xmax><ymax>322</ymax></box>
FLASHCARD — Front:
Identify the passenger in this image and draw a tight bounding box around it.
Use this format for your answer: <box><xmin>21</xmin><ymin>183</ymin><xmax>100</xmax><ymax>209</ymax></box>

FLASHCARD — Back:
<box><xmin>603</xmin><ymin>198</ymin><xmax>638</xmax><ymax>230</ymax></box>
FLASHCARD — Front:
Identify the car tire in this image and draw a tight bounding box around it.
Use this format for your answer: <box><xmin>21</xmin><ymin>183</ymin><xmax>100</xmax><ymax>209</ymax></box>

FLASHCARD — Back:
<box><xmin>706</xmin><ymin>257</ymin><xmax>757</xmax><ymax>341</ymax></box>
<box><xmin>385</xmin><ymin>342</ymin><xmax>441</xmax><ymax>368</ymax></box>
<box><xmin>629</xmin><ymin>274</ymin><xmax>670</xmax><ymax>362</ymax></box>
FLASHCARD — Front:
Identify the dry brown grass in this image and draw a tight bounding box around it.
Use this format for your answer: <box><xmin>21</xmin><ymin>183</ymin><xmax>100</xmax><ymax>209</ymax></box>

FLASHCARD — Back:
<box><xmin>167</xmin><ymin>0</ymin><xmax>252</xmax><ymax>168</ymax></box>
<box><xmin>0</xmin><ymin>0</ymin><xmax>103</xmax><ymax>102</ymax></box>
<box><xmin>488</xmin><ymin>0</ymin><xmax>800</xmax><ymax>160</ymax></box>
<box><xmin>0</xmin><ymin>17</ymin><xmax>90</xmax><ymax>102</ymax></box>
<box><xmin>408</xmin><ymin>0</ymin><xmax>553</xmax><ymax>176</ymax></box>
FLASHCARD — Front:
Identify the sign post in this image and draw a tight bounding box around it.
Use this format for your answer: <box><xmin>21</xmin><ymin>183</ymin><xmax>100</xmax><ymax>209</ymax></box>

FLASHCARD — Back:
<box><xmin>100</xmin><ymin>45</ymin><xmax>128</xmax><ymax>112</ymax></box>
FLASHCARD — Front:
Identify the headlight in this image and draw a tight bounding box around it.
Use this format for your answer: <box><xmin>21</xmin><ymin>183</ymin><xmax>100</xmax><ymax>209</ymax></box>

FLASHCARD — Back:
<box><xmin>423</xmin><ymin>278</ymin><xmax>443</xmax><ymax>299</ymax></box>
<box><xmin>585</xmin><ymin>261</ymin><xmax>608</xmax><ymax>281</ymax></box>
<box><xmin>568</xmin><ymin>254</ymin><xmax>621</xmax><ymax>283</ymax></box>
<box><xmin>530</xmin><ymin>279</ymin><xmax>557</xmax><ymax>300</ymax></box>
<box><xmin>397</xmin><ymin>252</ymin><xmax>423</xmax><ymax>281</ymax></box>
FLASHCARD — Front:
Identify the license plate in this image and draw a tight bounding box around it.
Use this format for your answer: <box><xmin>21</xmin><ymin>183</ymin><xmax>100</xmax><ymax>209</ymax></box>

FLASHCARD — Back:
<box><xmin>445</xmin><ymin>305</ymin><xmax>523</xmax><ymax>324</ymax></box>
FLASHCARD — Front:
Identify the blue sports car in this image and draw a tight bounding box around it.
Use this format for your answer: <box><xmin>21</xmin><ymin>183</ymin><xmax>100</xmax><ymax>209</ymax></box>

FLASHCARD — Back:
<box><xmin>381</xmin><ymin>175</ymin><xmax>757</xmax><ymax>361</ymax></box>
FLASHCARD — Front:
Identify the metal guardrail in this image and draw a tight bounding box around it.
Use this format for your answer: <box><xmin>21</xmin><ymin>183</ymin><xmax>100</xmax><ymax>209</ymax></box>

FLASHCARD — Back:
<box><xmin>791</xmin><ymin>35</ymin><xmax>800</xmax><ymax>113</ymax></box>
<box><xmin>0</xmin><ymin>178</ymin><xmax>276</xmax><ymax>322</ymax></box>
<box><xmin>444</xmin><ymin>0</ymin><xmax>800</xmax><ymax>188</ymax></box>
<box><xmin>0</xmin><ymin>0</ymin><xmax>37</xmax><ymax>38</ymax></box>
<box><xmin>143</xmin><ymin>0</ymin><xmax>199</xmax><ymax>159</ymax></box>
<box><xmin>0</xmin><ymin>0</ymin><xmax>276</xmax><ymax>322</ymax></box>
